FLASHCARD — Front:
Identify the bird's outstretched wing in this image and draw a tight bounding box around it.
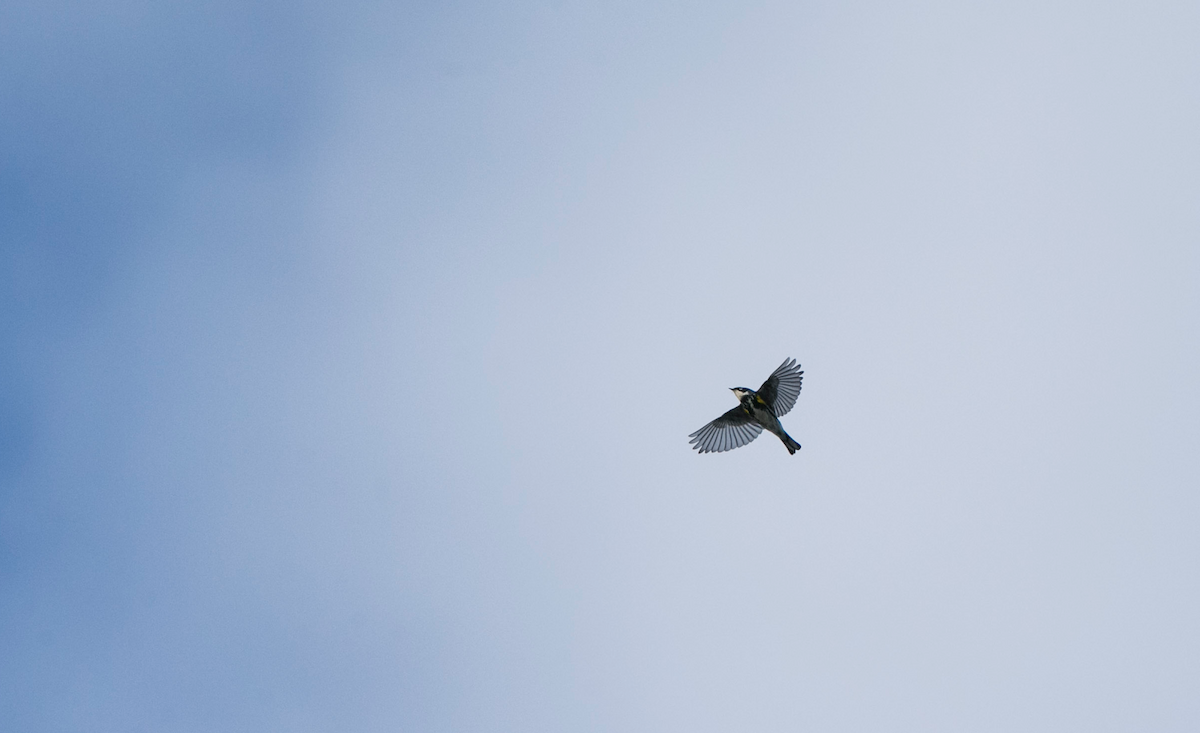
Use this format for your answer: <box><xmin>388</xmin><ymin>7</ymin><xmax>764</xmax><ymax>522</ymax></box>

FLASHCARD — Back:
<box><xmin>688</xmin><ymin>406</ymin><xmax>764</xmax><ymax>453</ymax></box>
<box><xmin>757</xmin><ymin>358</ymin><xmax>804</xmax><ymax>417</ymax></box>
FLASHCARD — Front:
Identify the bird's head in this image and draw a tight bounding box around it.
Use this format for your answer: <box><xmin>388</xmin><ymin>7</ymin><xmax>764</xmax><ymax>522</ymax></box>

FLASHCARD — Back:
<box><xmin>730</xmin><ymin>387</ymin><xmax>753</xmax><ymax>400</ymax></box>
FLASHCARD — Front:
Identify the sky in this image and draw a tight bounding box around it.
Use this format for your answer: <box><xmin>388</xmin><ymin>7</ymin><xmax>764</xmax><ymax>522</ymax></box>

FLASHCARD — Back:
<box><xmin>2</xmin><ymin>0</ymin><xmax>1199</xmax><ymax>730</ymax></box>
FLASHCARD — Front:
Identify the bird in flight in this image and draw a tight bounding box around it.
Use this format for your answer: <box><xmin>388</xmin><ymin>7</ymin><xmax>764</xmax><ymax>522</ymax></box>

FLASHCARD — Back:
<box><xmin>688</xmin><ymin>358</ymin><xmax>804</xmax><ymax>455</ymax></box>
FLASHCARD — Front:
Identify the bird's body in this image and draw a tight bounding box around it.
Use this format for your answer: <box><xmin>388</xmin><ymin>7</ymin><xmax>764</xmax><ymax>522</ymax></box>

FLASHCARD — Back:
<box><xmin>689</xmin><ymin>358</ymin><xmax>804</xmax><ymax>455</ymax></box>
<box><xmin>733</xmin><ymin>388</ymin><xmax>801</xmax><ymax>454</ymax></box>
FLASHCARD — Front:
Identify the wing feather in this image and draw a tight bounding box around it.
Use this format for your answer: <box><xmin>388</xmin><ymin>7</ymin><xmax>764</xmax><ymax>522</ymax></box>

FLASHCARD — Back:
<box><xmin>757</xmin><ymin>358</ymin><xmax>804</xmax><ymax>417</ymax></box>
<box><xmin>688</xmin><ymin>406</ymin><xmax>764</xmax><ymax>453</ymax></box>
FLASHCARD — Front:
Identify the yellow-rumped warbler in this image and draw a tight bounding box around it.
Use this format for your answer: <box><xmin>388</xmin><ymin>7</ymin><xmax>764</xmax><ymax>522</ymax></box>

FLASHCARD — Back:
<box><xmin>689</xmin><ymin>358</ymin><xmax>804</xmax><ymax>455</ymax></box>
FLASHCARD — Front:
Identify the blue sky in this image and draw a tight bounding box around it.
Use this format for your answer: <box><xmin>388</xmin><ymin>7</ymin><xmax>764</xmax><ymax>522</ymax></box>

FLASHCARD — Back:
<box><xmin>3</xmin><ymin>1</ymin><xmax>1200</xmax><ymax>730</ymax></box>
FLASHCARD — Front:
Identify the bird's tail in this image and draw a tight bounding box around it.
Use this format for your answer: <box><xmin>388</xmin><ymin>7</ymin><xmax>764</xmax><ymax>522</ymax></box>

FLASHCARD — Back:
<box><xmin>779</xmin><ymin>431</ymin><xmax>801</xmax><ymax>455</ymax></box>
